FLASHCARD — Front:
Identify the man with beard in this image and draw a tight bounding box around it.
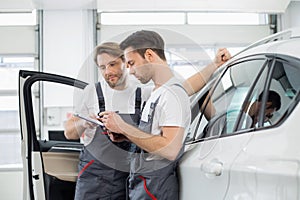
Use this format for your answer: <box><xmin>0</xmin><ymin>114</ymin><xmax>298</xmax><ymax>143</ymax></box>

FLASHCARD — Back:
<box><xmin>64</xmin><ymin>42</ymin><xmax>151</xmax><ymax>200</ymax></box>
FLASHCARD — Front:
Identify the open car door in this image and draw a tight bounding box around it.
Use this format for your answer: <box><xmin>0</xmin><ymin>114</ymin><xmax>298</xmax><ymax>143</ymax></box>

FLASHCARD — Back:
<box><xmin>19</xmin><ymin>70</ymin><xmax>87</xmax><ymax>200</ymax></box>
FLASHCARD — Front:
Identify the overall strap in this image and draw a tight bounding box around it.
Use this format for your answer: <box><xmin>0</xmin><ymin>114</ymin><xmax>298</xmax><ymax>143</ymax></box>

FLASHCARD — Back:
<box><xmin>147</xmin><ymin>96</ymin><xmax>160</xmax><ymax>124</ymax></box>
<box><xmin>96</xmin><ymin>82</ymin><xmax>143</xmax><ymax>113</ymax></box>
<box><xmin>135</xmin><ymin>87</ymin><xmax>142</xmax><ymax>114</ymax></box>
<box><xmin>136</xmin><ymin>95</ymin><xmax>160</xmax><ymax>154</ymax></box>
<box><xmin>95</xmin><ymin>82</ymin><xmax>105</xmax><ymax>112</ymax></box>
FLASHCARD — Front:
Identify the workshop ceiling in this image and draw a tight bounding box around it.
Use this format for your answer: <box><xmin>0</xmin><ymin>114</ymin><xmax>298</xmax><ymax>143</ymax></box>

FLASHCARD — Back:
<box><xmin>0</xmin><ymin>0</ymin><xmax>293</xmax><ymax>13</ymax></box>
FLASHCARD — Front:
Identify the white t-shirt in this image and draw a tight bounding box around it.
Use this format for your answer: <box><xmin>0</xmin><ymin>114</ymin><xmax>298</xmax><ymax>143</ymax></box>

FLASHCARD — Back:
<box><xmin>141</xmin><ymin>77</ymin><xmax>191</xmax><ymax>141</ymax></box>
<box><xmin>75</xmin><ymin>77</ymin><xmax>152</xmax><ymax>145</ymax></box>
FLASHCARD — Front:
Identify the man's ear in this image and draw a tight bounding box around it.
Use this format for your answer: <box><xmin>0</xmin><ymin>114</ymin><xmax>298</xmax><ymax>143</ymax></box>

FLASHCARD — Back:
<box><xmin>144</xmin><ymin>49</ymin><xmax>154</xmax><ymax>62</ymax></box>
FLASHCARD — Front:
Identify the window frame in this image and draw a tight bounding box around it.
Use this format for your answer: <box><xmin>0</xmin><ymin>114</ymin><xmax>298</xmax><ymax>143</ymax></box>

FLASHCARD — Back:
<box><xmin>187</xmin><ymin>54</ymin><xmax>300</xmax><ymax>144</ymax></box>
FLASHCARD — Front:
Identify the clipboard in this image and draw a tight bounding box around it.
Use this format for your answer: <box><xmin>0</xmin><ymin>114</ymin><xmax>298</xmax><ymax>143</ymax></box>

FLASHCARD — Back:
<box><xmin>73</xmin><ymin>113</ymin><xmax>104</xmax><ymax>127</ymax></box>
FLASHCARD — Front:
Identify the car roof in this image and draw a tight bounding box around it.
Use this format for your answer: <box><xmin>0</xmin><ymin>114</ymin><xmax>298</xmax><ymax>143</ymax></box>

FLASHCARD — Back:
<box><xmin>232</xmin><ymin>28</ymin><xmax>300</xmax><ymax>60</ymax></box>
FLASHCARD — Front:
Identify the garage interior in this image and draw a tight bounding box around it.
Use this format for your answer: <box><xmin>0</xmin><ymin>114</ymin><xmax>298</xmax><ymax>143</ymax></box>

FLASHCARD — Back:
<box><xmin>0</xmin><ymin>0</ymin><xmax>300</xmax><ymax>199</ymax></box>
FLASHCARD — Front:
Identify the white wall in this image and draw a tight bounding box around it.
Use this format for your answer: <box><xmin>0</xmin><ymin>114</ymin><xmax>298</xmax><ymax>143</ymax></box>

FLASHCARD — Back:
<box><xmin>281</xmin><ymin>1</ymin><xmax>300</xmax><ymax>29</ymax></box>
<box><xmin>0</xmin><ymin>167</ymin><xmax>22</xmax><ymax>200</ymax></box>
<box><xmin>42</xmin><ymin>10</ymin><xmax>96</xmax><ymax>132</ymax></box>
<box><xmin>43</xmin><ymin>10</ymin><xmax>95</xmax><ymax>81</ymax></box>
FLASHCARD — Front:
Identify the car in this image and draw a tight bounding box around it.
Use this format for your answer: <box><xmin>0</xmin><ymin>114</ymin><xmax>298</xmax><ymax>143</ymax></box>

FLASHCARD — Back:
<box><xmin>19</xmin><ymin>28</ymin><xmax>300</xmax><ymax>200</ymax></box>
<box><xmin>180</xmin><ymin>28</ymin><xmax>300</xmax><ymax>200</ymax></box>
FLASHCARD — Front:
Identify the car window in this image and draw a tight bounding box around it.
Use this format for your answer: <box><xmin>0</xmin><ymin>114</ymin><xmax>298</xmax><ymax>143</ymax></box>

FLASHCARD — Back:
<box><xmin>194</xmin><ymin>58</ymin><xmax>268</xmax><ymax>139</ymax></box>
<box><xmin>263</xmin><ymin>59</ymin><xmax>300</xmax><ymax>127</ymax></box>
<box><xmin>237</xmin><ymin>58</ymin><xmax>300</xmax><ymax>130</ymax></box>
<box><xmin>235</xmin><ymin>62</ymin><xmax>270</xmax><ymax>130</ymax></box>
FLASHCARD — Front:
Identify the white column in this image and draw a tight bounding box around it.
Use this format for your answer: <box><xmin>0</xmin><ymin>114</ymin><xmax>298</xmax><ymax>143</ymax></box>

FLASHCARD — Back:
<box><xmin>43</xmin><ymin>10</ymin><xmax>96</xmax><ymax>82</ymax></box>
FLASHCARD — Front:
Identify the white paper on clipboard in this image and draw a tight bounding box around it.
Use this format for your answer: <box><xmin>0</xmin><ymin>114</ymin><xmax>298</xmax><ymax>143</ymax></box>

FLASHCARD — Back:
<box><xmin>73</xmin><ymin>113</ymin><xmax>104</xmax><ymax>127</ymax></box>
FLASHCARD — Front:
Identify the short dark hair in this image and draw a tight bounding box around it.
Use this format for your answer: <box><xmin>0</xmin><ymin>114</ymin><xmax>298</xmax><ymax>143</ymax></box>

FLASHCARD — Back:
<box><xmin>93</xmin><ymin>42</ymin><xmax>124</xmax><ymax>65</ymax></box>
<box><xmin>120</xmin><ymin>30</ymin><xmax>166</xmax><ymax>61</ymax></box>
<box><xmin>258</xmin><ymin>90</ymin><xmax>281</xmax><ymax>110</ymax></box>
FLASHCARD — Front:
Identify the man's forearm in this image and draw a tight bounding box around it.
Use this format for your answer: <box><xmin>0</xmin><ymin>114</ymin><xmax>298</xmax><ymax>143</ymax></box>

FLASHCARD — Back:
<box><xmin>183</xmin><ymin>62</ymin><xmax>217</xmax><ymax>96</ymax></box>
<box><xmin>119</xmin><ymin>123</ymin><xmax>183</xmax><ymax>160</ymax></box>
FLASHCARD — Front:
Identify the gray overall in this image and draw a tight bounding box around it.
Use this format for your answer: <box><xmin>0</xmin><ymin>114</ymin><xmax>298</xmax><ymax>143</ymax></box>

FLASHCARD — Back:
<box><xmin>75</xmin><ymin>83</ymin><xmax>141</xmax><ymax>200</ymax></box>
<box><xmin>129</xmin><ymin>85</ymin><xmax>184</xmax><ymax>200</ymax></box>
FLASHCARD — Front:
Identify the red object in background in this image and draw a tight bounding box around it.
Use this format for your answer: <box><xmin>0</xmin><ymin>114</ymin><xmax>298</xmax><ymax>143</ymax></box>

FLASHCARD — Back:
<box><xmin>66</xmin><ymin>112</ymin><xmax>72</xmax><ymax>119</ymax></box>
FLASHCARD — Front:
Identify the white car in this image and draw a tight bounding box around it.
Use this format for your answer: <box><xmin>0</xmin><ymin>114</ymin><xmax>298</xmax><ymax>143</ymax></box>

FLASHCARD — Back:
<box><xmin>180</xmin><ymin>28</ymin><xmax>300</xmax><ymax>200</ymax></box>
<box><xmin>19</xmin><ymin>28</ymin><xmax>300</xmax><ymax>199</ymax></box>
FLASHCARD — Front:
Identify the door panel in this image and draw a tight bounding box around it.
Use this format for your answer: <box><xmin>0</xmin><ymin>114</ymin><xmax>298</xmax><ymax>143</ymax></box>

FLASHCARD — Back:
<box><xmin>19</xmin><ymin>70</ymin><xmax>87</xmax><ymax>200</ymax></box>
<box><xmin>226</xmin><ymin>58</ymin><xmax>300</xmax><ymax>199</ymax></box>
<box><xmin>42</xmin><ymin>152</ymin><xmax>80</xmax><ymax>182</ymax></box>
<box><xmin>180</xmin><ymin>133</ymin><xmax>253</xmax><ymax>200</ymax></box>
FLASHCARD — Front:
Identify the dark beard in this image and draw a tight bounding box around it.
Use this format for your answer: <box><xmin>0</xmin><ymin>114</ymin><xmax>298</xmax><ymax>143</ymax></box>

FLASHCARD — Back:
<box><xmin>106</xmin><ymin>73</ymin><xmax>126</xmax><ymax>88</ymax></box>
<box><xmin>107</xmin><ymin>81</ymin><xmax>117</xmax><ymax>88</ymax></box>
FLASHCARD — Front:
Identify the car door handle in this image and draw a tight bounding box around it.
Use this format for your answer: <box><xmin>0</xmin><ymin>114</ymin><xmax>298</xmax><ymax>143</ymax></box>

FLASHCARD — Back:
<box><xmin>201</xmin><ymin>160</ymin><xmax>223</xmax><ymax>176</ymax></box>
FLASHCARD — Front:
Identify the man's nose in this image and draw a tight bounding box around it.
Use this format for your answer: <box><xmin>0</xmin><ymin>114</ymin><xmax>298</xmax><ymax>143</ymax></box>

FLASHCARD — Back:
<box><xmin>104</xmin><ymin>67</ymin><xmax>113</xmax><ymax>75</ymax></box>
